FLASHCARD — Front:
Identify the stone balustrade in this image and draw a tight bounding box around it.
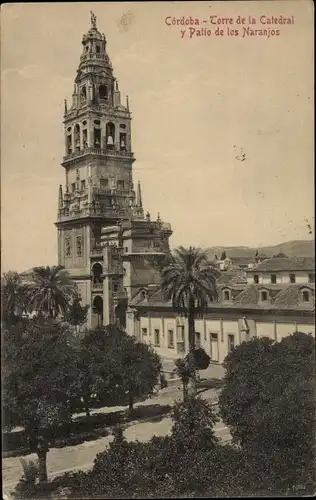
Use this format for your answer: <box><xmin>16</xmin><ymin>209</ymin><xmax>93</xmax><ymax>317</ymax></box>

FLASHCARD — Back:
<box><xmin>63</xmin><ymin>147</ymin><xmax>134</xmax><ymax>163</ymax></box>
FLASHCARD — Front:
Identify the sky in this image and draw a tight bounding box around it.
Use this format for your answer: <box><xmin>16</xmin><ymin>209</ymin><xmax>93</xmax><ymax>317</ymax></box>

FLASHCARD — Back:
<box><xmin>1</xmin><ymin>1</ymin><xmax>314</xmax><ymax>272</ymax></box>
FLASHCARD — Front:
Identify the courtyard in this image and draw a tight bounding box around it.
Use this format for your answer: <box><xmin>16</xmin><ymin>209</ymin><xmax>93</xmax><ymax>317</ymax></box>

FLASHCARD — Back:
<box><xmin>2</xmin><ymin>377</ymin><xmax>230</xmax><ymax>496</ymax></box>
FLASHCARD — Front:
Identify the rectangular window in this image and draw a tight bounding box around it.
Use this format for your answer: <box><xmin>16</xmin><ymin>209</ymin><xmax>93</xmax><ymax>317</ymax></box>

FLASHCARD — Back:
<box><xmin>100</xmin><ymin>178</ymin><xmax>109</xmax><ymax>188</ymax></box>
<box><xmin>228</xmin><ymin>334</ymin><xmax>235</xmax><ymax>352</ymax></box>
<box><xmin>261</xmin><ymin>291</ymin><xmax>268</xmax><ymax>302</ymax></box>
<box><xmin>80</xmin><ymin>180</ymin><xmax>86</xmax><ymax>191</ymax></box>
<box><xmin>290</xmin><ymin>273</ymin><xmax>296</xmax><ymax>283</ymax></box>
<box><xmin>195</xmin><ymin>332</ymin><xmax>201</xmax><ymax>349</ymax></box>
<box><xmin>254</xmin><ymin>274</ymin><xmax>259</xmax><ymax>284</ymax></box>
<box><xmin>177</xmin><ymin>326</ymin><xmax>184</xmax><ymax>343</ymax></box>
<box><xmin>168</xmin><ymin>330</ymin><xmax>174</xmax><ymax>348</ymax></box>
<box><xmin>154</xmin><ymin>329</ymin><xmax>160</xmax><ymax>346</ymax></box>
<box><xmin>117</xmin><ymin>180</ymin><xmax>124</xmax><ymax>189</ymax></box>
<box><xmin>71</xmin><ymin>183</ymin><xmax>76</xmax><ymax>193</ymax></box>
<box><xmin>271</xmin><ymin>274</ymin><xmax>277</xmax><ymax>284</ymax></box>
<box><xmin>308</xmin><ymin>273</ymin><xmax>315</xmax><ymax>283</ymax></box>
<box><xmin>76</xmin><ymin>236</ymin><xmax>83</xmax><ymax>257</ymax></box>
<box><xmin>142</xmin><ymin>328</ymin><xmax>147</xmax><ymax>337</ymax></box>
<box><xmin>65</xmin><ymin>238</ymin><xmax>71</xmax><ymax>257</ymax></box>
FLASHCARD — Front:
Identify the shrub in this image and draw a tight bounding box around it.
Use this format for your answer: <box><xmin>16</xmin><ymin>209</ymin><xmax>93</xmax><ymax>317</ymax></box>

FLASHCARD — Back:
<box><xmin>219</xmin><ymin>333</ymin><xmax>316</xmax><ymax>494</ymax></box>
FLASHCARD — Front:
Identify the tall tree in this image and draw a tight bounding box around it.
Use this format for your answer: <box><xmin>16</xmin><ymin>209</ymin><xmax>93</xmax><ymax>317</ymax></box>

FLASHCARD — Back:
<box><xmin>81</xmin><ymin>326</ymin><xmax>162</xmax><ymax>414</ymax></box>
<box><xmin>3</xmin><ymin>318</ymin><xmax>79</xmax><ymax>484</ymax></box>
<box><xmin>1</xmin><ymin>271</ymin><xmax>27</xmax><ymax>326</ymax></box>
<box><xmin>219</xmin><ymin>333</ymin><xmax>316</xmax><ymax>495</ymax></box>
<box><xmin>160</xmin><ymin>246</ymin><xmax>218</xmax><ymax>393</ymax></box>
<box><xmin>117</xmin><ymin>336</ymin><xmax>162</xmax><ymax>414</ymax></box>
<box><xmin>26</xmin><ymin>265</ymin><xmax>77</xmax><ymax>319</ymax></box>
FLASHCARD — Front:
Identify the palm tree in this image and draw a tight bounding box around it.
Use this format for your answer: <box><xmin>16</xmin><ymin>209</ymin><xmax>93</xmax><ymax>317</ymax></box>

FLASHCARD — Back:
<box><xmin>1</xmin><ymin>271</ymin><xmax>27</xmax><ymax>325</ymax></box>
<box><xmin>160</xmin><ymin>246</ymin><xmax>219</xmax><ymax>394</ymax></box>
<box><xmin>26</xmin><ymin>265</ymin><xmax>77</xmax><ymax>319</ymax></box>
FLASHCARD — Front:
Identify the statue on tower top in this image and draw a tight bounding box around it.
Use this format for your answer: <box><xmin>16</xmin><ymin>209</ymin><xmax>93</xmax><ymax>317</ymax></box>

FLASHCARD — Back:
<box><xmin>90</xmin><ymin>11</ymin><xmax>97</xmax><ymax>29</ymax></box>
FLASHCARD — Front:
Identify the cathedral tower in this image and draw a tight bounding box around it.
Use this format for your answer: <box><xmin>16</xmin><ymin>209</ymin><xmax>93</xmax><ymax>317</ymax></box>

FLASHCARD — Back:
<box><xmin>56</xmin><ymin>13</ymin><xmax>172</xmax><ymax>329</ymax></box>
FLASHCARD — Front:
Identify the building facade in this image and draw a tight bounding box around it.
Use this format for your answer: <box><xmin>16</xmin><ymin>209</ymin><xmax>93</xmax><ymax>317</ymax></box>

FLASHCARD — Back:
<box><xmin>129</xmin><ymin>259</ymin><xmax>315</xmax><ymax>364</ymax></box>
<box><xmin>55</xmin><ymin>14</ymin><xmax>172</xmax><ymax>328</ymax></box>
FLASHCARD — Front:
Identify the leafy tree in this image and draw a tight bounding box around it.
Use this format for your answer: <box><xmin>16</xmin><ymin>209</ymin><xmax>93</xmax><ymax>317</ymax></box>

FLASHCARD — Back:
<box><xmin>75</xmin><ymin>325</ymin><xmax>161</xmax><ymax>415</ymax></box>
<box><xmin>1</xmin><ymin>271</ymin><xmax>27</xmax><ymax>326</ymax></box>
<box><xmin>219</xmin><ymin>333</ymin><xmax>316</xmax><ymax>494</ymax></box>
<box><xmin>54</xmin><ymin>395</ymin><xmax>220</xmax><ymax>499</ymax></box>
<box><xmin>112</xmin><ymin>332</ymin><xmax>162</xmax><ymax>414</ymax></box>
<box><xmin>69</xmin><ymin>340</ymin><xmax>103</xmax><ymax>417</ymax></box>
<box><xmin>3</xmin><ymin>318</ymin><xmax>79</xmax><ymax>484</ymax></box>
<box><xmin>189</xmin><ymin>347</ymin><xmax>211</xmax><ymax>370</ymax></box>
<box><xmin>64</xmin><ymin>293</ymin><xmax>89</xmax><ymax>333</ymax></box>
<box><xmin>171</xmin><ymin>395</ymin><xmax>219</xmax><ymax>449</ymax></box>
<box><xmin>26</xmin><ymin>265</ymin><xmax>77</xmax><ymax>318</ymax></box>
<box><xmin>160</xmin><ymin>246</ymin><xmax>218</xmax><ymax>394</ymax></box>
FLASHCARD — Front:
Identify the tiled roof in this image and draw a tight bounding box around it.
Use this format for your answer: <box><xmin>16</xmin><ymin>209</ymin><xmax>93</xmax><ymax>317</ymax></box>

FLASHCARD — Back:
<box><xmin>230</xmin><ymin>257</ymin><xmax>254</xmax><ymax>265</ymax></box>
<box><xmin>273</xmin><ymin>284</ymin><xmax>315</xmax><ymax>310</ymax></box>
<box><xmin>217</xmin><ymin>268</ymin><xmax>247</xmax><ymax>285</ymax></box>
<box><xmin>132</xmin><ymin>283</ymin><xmax>315</xmax><ymax>312</ymax></box>
<box><xmin>249</xmin><ymin>257</ymin><xmax>315</xmax><ymax>272</ymax></box>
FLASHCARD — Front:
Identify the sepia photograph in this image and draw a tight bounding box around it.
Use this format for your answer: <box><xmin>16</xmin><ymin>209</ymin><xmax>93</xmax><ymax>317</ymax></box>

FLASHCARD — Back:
<box><xmin>1</xmin><ymin>1</ymin><xmax>315</xmax><ymax>498</ymax></box>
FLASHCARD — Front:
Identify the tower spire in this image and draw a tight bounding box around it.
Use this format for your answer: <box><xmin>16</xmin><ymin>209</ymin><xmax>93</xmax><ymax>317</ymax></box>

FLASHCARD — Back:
<box><xmin>90</xmin><ymin>11</ymin><xmax>97</xmax><ymax>30</ymax></box>
<box><xmin>137</xmin><ymin>181</ymin><xmax>142</xmax><ymax>208</ymax></box>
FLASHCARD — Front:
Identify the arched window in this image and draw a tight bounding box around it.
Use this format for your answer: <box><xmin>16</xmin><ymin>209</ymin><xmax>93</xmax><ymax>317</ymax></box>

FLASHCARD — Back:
<box><xmin>67</xmin><ymin>134</ymin><xmax>72</xmax><ymax>154</ymax></box>
<box><xmin>222</xmin><ymin>289</ymin><xmax>231</xmax><ymax>301</ymax></box>
<box><xmin>82</xmin><ymin>129</ymin><xmax>88</xmax><ymax>148</ymax></box>
<box><xmin>92</xmin><ymin>263</ymin><xmax>103</xmax><ymax>284</ymax></box>
<box><xmin>94</xmin><ymin>127</ymin><xmax>101</xmax><ymax>148</ymax></box>
<box><xmin>140</xmin><ymin>290</ymin><xmax>147</xmax><ymax>301</ymax></box>
<box><xmin>106</xmin><ymin>122</ymin><xmax>115</xmax><ymax>149</ymax></box>
<box><xmin>80</xmin><ymin>86</ymin><xmax>87</xmax><ymax>103</ymax></box>
<box><xmin>74</xmin><ymin>124</ymin><xmax>80</xmax><ymax>151</ymax></box>
<box><xmin>120</xmin><ymin>132</ymin><xmax>127</xmax><ymax>151</ymax></box>
<box><xmin>99</xmin><ymin>85</ymin><xmax>108</xmax><ymax>101</ymax></box>
<box><xmin>302</xmin><ymin>290</ymin><xmax>310</xmax><ymax>302</ymax></box>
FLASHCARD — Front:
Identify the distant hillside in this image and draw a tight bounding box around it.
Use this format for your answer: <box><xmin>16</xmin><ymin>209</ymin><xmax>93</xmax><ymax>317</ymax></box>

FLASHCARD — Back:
<box><xmin>205</xmin><ymin>240</ymin><xmax>315</xmax><ymax>260</ymax></box>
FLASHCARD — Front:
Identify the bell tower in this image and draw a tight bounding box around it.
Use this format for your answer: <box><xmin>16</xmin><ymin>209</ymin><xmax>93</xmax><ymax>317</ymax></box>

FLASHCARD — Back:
<box><xmin>55</xmin><ymin>12</ymin><xmax>144</xmax><ymax>328</ymax></box>
<box><xmin>56</xmin><ymin>12</ymin><xmax>172</xmax><ymax>330</ymax></box>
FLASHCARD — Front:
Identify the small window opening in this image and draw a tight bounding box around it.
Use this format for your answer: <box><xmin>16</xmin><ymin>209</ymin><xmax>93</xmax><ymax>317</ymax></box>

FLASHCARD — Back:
<box><xmin>302</xmin><ymin>290</ymin><xmax>310</xmax><ymax>302</ymax></box>
<box><xmin>120</xmin><ymin>133</ymin><xmax>127</xmax><ymax>151</ymax></box>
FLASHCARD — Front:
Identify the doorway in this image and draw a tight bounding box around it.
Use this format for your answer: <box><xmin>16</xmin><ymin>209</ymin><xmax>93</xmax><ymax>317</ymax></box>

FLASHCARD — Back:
<box><xmin>210</xmin><ymin>332</ymin><xmax>219</xmax><ymax>362</ymax></box>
